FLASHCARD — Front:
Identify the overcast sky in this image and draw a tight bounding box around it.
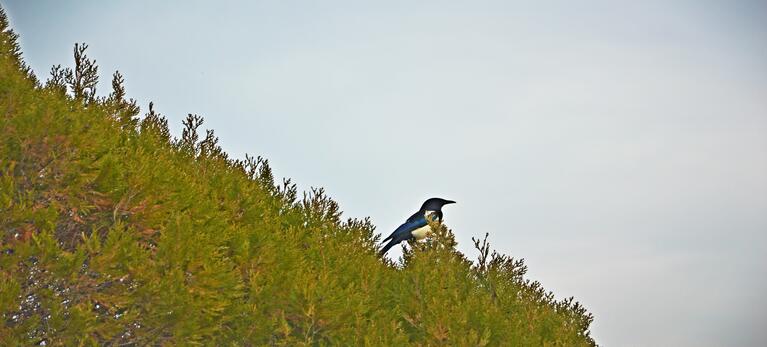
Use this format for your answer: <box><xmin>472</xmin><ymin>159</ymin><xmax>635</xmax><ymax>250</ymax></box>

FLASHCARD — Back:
<box><xmin>3</xmin><ymin>1</ymin><xmax>766</xmax><ymax>346</ymax></box>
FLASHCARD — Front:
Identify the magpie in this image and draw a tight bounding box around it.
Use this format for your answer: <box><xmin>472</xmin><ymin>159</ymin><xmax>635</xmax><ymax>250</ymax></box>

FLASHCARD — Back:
<box><xmin>379</xmin><ymin>197</ymin><xmax>456</xmax><ymax>255</ymax></box>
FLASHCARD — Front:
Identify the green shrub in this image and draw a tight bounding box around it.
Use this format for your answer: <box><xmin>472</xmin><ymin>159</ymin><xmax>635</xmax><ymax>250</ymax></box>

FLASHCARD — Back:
<box><xmin>0</xmin><ymin>6</ymin><xmax>594</xmax><ymax>346</ymax></box>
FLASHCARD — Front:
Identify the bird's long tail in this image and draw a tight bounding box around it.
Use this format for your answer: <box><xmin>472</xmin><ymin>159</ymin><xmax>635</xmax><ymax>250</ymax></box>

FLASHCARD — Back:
<box><xmin>379</xmin><ymin>240</ymin><xmax>397</xmax><ymax>256</ymax></box>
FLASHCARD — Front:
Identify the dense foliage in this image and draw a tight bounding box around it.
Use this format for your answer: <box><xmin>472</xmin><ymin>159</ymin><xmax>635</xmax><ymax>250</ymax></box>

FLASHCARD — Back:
<box><xmin>0</xmin><ymin>8</ymin><xmax>594</xmax><ymax>346</ymax></box>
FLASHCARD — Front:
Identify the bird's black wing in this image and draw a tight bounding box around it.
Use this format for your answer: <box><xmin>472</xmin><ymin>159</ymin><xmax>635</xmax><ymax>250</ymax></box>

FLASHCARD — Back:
<box><xmin>405</xmin><ymin>210</ymin><xmax>423</xmax><ymax>223</ymax></box>
<box><xmin>381</xmin><ymin>210</ymin><xmax>425</xmax><ymax>243</ymax></box>
<box><xmin>379</xmin><ymin>214</ymin><xmax>430</xmax><ymax>255</ymax></box>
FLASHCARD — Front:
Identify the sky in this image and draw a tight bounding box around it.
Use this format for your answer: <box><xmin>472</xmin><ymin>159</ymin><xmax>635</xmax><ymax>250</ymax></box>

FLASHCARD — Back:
<box><xmin>3</xmin><ymin>1</ymin><xmax>766</xmax><ymax>345</ymax></box>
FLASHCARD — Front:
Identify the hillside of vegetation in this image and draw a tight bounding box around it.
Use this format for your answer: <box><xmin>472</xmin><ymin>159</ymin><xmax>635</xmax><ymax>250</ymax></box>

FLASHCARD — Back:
<box><xmin>0</xmin><ymin>9</ymin><xmax>594</xmax><ymax>346</ymax></box>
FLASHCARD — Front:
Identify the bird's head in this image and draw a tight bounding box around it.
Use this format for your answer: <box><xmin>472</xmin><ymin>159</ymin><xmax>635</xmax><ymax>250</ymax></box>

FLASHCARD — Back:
<box><xmin>421</xmin><ymin>197</ymin><xmax>456</xmax><ymax>211</ymax></box>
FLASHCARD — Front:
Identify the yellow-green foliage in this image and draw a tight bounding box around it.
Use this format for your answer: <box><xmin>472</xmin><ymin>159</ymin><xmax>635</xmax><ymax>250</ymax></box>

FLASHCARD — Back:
<box><xmin>0</xmin><ymin>7</ymin><xmax>594</xmax><ymax>346</ymax></box>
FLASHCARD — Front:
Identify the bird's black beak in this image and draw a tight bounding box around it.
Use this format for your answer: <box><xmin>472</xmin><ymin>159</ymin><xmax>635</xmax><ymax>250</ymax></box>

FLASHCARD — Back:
<box><xmin>445</xmin><ymin>200</ymin><xmax>456</xmax><ymax>205</ymax></box>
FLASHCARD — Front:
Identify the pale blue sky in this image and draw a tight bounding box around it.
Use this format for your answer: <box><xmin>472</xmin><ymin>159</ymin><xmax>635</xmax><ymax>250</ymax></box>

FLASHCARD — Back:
<box><xmin>3</xmin><ymin>1</ymin><xmax>766</xmax><ymax>346</ymax></box>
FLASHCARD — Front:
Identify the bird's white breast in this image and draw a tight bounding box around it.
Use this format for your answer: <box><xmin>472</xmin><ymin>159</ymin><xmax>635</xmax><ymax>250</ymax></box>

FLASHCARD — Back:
<box><xmin>411</xmin><ymin>225</ymin><xmax>431</xmax><ymax>240</ymax></box>
<box><xmin>412</xmin><ymin>210</ymin><xmax>440</xmax><ymax>240</ymax></box>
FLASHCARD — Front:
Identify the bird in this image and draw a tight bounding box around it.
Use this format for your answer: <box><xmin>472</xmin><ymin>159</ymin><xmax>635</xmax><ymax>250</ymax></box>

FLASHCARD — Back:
<box><xmin>379</xmin><ymin>197</ymin><xmax>456</xmax><ymax>255</ymax></box>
